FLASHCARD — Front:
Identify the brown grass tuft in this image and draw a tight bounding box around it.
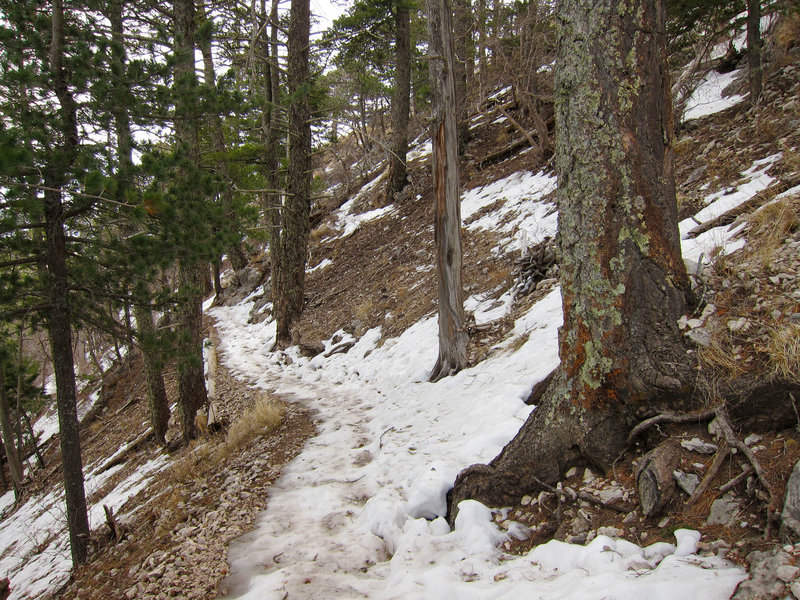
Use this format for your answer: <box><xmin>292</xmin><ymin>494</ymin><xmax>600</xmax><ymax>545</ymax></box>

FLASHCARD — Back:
<box><xmin>168</xmin><ymin>394</ymin><xmax>285</xmax><ymax>484</ymax></box>
<box><xmin>766</xmin><ymin>324</ymin><xmax>800</xmax><ymax>383</ymax></box>
<box><xmin>225</xmin><ymin>394</ymin><xmax>285</xmax><ymax>450</ymax></box>
<box><xmin>744</xmin><ymin>197</ymin><xmax>799</xmax><ymax>267</ymax></box>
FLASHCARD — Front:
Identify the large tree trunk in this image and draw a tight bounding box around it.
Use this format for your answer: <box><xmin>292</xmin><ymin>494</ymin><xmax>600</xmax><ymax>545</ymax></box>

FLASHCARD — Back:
<box><xmin>747</xmin><ymin>0</ymin><xmax>762</xmax><ymax>104</ymax></box>
<box><xmin>174</xmin><ymin>0</ymin><xmax>208</xmax><ymax>443</ymax></box>
<box><xmin>449</xmin><ymin>0</ymin><xmax>694</xmax><ymax>518</ymax></box>
<box><xmin>0</xmin><ymin>366</ymin><xmax>24</xmax><ymax>488</ymax></box>
<box><xmin>385</xmin><ymin>0</ymin><xmax>412</xmax><ymax>203</ymax></box>
<box><xmin>426</xmin><ymin>0</ymin><xmax>469</xmax><ymax>382</ymax></box>
<box><xmin>274</xmin><ymin>0</ymin><xmax>311</xmax><ymax>347</ymax></box>
<box><xmin>46</xmin><ymin>0</ymin><xmax>91</xmax><ymax>566</ymax></box>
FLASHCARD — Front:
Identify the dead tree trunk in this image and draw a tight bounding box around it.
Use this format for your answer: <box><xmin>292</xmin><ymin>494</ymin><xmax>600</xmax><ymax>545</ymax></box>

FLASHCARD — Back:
<box><xmin>448</xmin><ymin>0</ymin><xmax>695</xmax><ymax>518</ymax></box>
<box><xmin>426</xmin><ymin>0</ymin><xmax>469</xmax><ymax>381</ymax></box>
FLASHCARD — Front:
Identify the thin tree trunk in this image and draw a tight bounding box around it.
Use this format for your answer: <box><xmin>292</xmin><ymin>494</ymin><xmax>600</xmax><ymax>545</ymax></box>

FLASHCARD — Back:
<box><xmin>133</xmin><ymin>304</ymin><xmax>170</xmax><ymax>444</ymax></box>
<box><xmin>385</xmin><ymin>0</ymin><xmax>412</xmax><ymax>203</ymax></box>
<box><xmin>46</xmin><ymin>0</ymin><xmax>90</xmax><ymax>566</ymax></box>
<box><xmin>275</xmin><ymin>0</ymin><xmax>312</xmax><ymax>347</ymax></box>
<box><xmin>449</xmin><ymin>0</ymin><xmax>694</xmax><ymax>519</ymax></box>
<box><xmin>747</xmin><ymin>0</ymin><xmax>762</xmax><ymax>104</ymax></box>
<box><xmin>426</xmin><ymin>0</ymin><xmax>468</xmax><ymax>382</ymax></box>
<box><xmin>198</xmin><ymin>13</ymin><xmax>248</xmax><ymax>272</ymax></box>
<box><xmin>453</xmin><ymin>0</ymin><xmax>471</xmax><ymax>150</ymax></box>
<box><xmin>0</xmin><ymin>441</ymin><xmax>8</xmax><ymax>493</ymax></box>
<box><xmin>0</xmin><ymin>366</ymin><xmax>24</xmax><ymax>487</ymax></box>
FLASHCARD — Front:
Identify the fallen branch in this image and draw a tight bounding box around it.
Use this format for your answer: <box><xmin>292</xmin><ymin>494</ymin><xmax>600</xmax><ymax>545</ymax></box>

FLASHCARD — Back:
<box><xmin>714</xmin><ymin>406</ymin><xmax>777</xmax><ymax>509</ymax></box>
<box><xmin>719</xmin><ymin>465</ymin><xmax>755</xmax><ymax>494</ymax></box>
<box><xmin>685</xmin><ymin>443</ymin><xmax>730</xmax><ymax>510</ymax></box>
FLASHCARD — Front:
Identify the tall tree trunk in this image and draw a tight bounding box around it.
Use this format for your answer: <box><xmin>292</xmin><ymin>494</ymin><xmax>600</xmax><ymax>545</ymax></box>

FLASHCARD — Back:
<box><xmin>385</xmin><ymin>0</ymin><xmax>412</xmax><ymax>203</ymax></box>
<box><xmin>449</xmin><ymin>0</ymin><xmax>694</xmax><ymax>518</ymax></box>
<box><xmin>174</xmin><ymin>0</ymin><xmax>208</xmax><ymax>442</ymax></box>
<box><xmin>275</xmin><ymin>0</ymin><xmax>312</xmax><ymax>347</ymax></box>
<box><xmin>198</xmin><ymin>12</ymin><xmax>248</xmax><ymax>272</ymax></box>
<box><xmin>0</xmin><ymin>366</ymin><xmax>23</xmax><ymax>488</ymax></box>
<box><xmin>263</xmin><ymin>0</ymin><xmax>283</xmax><ymax>304</ymax></box>
<box><xmin>108</xmin><ymin>0</ymin><xmax>171</xmax><ymax>444</ymax></box>
<box><xmin>426</xmin><ymin>0</ymin><xmax>468</xmax><ymax>382</ymax></box>
<box><xmin>747</xmin><ymin>0</ymin><xmax>762</xmax><ymax>104</ymax></box>
<box><xmin>46</xmin><ymin>0</ymin><xmax>90</xmax><ymax>566</ymax></box>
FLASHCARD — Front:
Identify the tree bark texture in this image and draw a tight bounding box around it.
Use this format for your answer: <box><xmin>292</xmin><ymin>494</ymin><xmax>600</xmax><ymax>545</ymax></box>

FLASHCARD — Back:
<box><xmin>174</xmin><ymin>0</ymin><xmax>208</xmax><ymax>442</ymax></box>
<box><xmin>45</xmin><ymin>0</ymin><xmax>90</xmax><ymax>566</ymax></box>
<box><xmin>0</xmin><ymin>366</ymin><xmax>24</xmax><ymax>487</ymax></box>
<box><xmin>747</xmin><ymin>0</ymin><xmax>762</xmax><ymax>104</ymax></box>
<box><xmin>133</xmin><ymin>305</ymin><xmax>170</xmax><ymax>445</ymax></box>
<box><xmin>385</xmin><ymin>0</ymin><xmax>412</xmax><ymax>203</ymax></box>
<box><xmin>426</xmin><ymin>0</ymin><xmax>469</xmax><ymax>382</ymax></box>
<box><xmin>452</xmin><ymin>0</ymin><xmax>472</xmax><ymax>150</ymax></box>
<box><xmin>448</xmin><ymin>0</ymin><xmax>694</xmax><ymax>518</ymax></box>
<box><xmin>275</xmin><ymin>0</ymin><xmax>312</xmax><ymax>347</ymax></box>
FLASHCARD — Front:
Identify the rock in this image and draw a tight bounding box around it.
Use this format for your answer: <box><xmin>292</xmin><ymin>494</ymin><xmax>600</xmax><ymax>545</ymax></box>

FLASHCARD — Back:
<box><xmin>681</xmin><ymin>437</ymin><xmax>718</xmax><ymax>454</ymax></box>
<box><xmin>596</xmin><ymin>526</ymin><xmax>623</xmax><ymax>538</ymax></box>
<box><xmin>598</xmin><ymin>487</ymin><xmax>624</xmax><ymax>504</ymax></box>
<box><xmin>706</xmin><ymin>493</ymin><xmax>741</xmax><ymax>527</ymax></box>
<box><xmin>781</xmin><ymin>460</ymin><xmax>800</xmax><ymax>541</ymax></box>
<box><xmin>520</xmin><ymin>495</ymin><xmax>532</xmax><ymax>506</ymax></box>
<box><xmin>777</xmin><ymin>564</ymin><xmax>800</xmax><ymax>583</ymax></box>
<box><xmin>744</xmin><ymin>434</ymin><xmax>763</xmax><ymax>446</ymax></box>
<box><xmin>673</xmin><ymin>470</ymin><xmax>701</xmax><ymax>495</ymax></box>
<box><xmin>732</xmin><ymin>549</ymin><xmax>790</xmax><ymax>599</ymax></box>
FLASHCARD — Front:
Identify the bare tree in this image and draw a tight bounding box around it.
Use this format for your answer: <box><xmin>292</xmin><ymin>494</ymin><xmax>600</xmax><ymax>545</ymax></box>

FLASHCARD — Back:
<box><xmin>425</xmin><ymin>0</ymin><xmax>469</xmax><ymax>382</ymax></box>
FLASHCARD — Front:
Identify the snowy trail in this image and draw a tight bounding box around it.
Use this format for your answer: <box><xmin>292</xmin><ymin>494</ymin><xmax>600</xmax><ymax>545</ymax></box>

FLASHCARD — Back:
<box><xmin>210</xmin><ymin>296</ymin><xmax>746</xmax><ymax>600</ymax></box>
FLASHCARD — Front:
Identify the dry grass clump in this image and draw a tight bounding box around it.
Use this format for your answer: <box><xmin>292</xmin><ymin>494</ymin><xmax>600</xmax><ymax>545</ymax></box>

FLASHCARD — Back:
<box><xmin>225</xmin><ymin>394</ymin><xmax>285</xmax><ymax>450</ymax></box>
<box><xmin>168</xmin><ymin>394</ymin><xmax>285</xmax><ymax>484</ymax></box>
<box><xmin>744</xmin><ymin>197</ymin><xmax>799</xmax><ymax>266</ymax></box>
<box><xmin>765</xmin><ymin>324</ymin><xmax>800</xmax><ymax>383</ymax></box>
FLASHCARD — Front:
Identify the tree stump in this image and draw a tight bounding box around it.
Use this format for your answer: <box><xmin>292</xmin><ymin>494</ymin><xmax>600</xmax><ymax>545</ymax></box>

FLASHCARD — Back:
<box><xmin>636</xmin><ymin>439</ymin><xmax>681</xmax><ymax>517</ymax></box>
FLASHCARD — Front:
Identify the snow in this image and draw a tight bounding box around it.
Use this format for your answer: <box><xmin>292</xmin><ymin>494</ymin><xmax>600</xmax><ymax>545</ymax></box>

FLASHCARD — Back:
<box><xmin>209</xmin><ymin>274</ymin><xmax>744</xmax><ymax>598</ymax></box>
<box><xmin>683</xmin><ymin>68</ymin><xmax>747</xmax><ymax>121</ymax></box>
<box><xmin>461</xmin><ymin>170</ymin><xmax>558</xmax><ymax>252</ymax></box>
<box><xmin>680</xmin><ymin>153</ymin><xmax>781</xmax><ymax>264</ymax></box>
<box><xmin>0</xmin><ymin>425</ymin><xmax>169</xmax><ymax>599</ymax></box>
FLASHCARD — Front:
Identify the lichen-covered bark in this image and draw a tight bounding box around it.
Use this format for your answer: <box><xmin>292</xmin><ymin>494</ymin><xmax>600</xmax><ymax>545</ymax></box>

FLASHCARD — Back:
<box><xmin>448</xmin><ymin>0</ymin><xmax>695</xmax><ymax>519</ymax></box>
<box><xmin>426</xmin><ymin>0</ymin><xmax>468</xmax><ymax>382</ymax></box>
